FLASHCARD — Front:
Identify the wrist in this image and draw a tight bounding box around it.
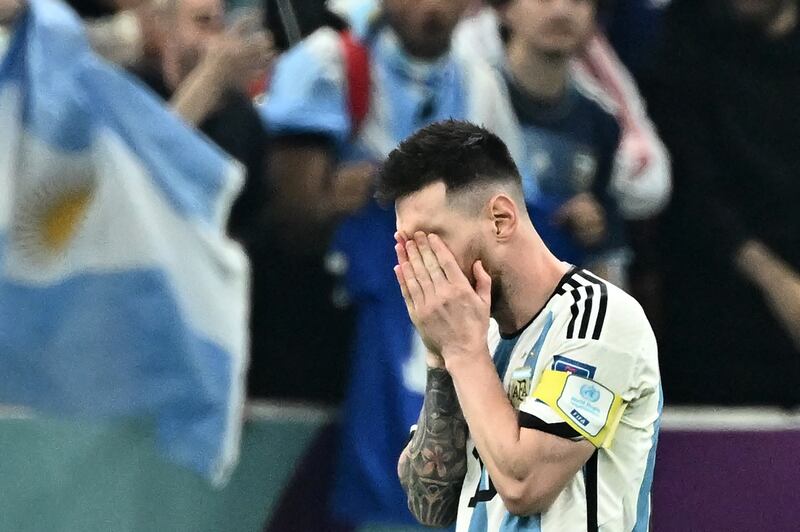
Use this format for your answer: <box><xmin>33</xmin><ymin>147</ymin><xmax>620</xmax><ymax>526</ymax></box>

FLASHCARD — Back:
<box><xmin>426</xmin><ymin>349</ymin><xmax>446</xmax><ymax>369</ymax></box>
<box><xmin>443</xmin><ymin>345</ymin><xmax>491</xmax><ymax>375</ymax></box>
<box><xmin>197</xmin><ymin>54</ymin><xmax>232</xmax><ymax>90</ymax></box>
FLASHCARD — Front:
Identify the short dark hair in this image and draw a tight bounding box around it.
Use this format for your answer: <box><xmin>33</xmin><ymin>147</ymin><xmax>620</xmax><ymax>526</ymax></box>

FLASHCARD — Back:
<box><xmin>377</xmin><ymin>120</ymin><xmax>523</xmax><ymax>204</ymax></box>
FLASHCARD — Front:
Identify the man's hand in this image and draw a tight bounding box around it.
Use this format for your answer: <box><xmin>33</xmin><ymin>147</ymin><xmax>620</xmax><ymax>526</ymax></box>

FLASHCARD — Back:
<box><xmin>203</xmin><ymin>12</ymin><xmax>275</xmax><ymax>93</ymax></box>
<box><xmin>394</xmin><ymin>232</ymin><xmax>491</xmax><ymax>364</ymax></box>
<box><xmin>554</xmin><ymin>192</ymin><xmax>607</xmax><ymax>247</ymax></box>
<box><xmin>737</xmin><ymin>240</ymin><xmax>800</xmax><ymax>349</ymax></box>
<box><xmin>170</xmin><ymin>12</ymin><xmax>274</xmax><ymax>125</ymax></box>
<box><xmin>329</xmin><ymin>162</ymin><xmax>375</xmax><ymax>217</ymax></box>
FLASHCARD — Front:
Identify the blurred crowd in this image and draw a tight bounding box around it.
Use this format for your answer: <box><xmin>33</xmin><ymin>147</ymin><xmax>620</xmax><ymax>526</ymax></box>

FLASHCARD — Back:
<box><xmin>2</xmin><ymin>0</ymin><xmax>799</xmax><ymax>407</ymax></box>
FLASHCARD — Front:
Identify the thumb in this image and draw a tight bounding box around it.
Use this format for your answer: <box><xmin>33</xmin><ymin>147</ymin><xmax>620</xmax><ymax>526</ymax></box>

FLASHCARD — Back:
<box><xmin>473</xmin><ymin>260</ymin><xmax>492</xmax><ymax>306</ymax></box>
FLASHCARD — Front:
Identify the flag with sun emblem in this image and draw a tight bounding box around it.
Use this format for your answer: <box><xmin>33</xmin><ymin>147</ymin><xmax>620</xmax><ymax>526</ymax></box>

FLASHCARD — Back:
<box><xmin>0</xmin><ymin>0</ymin><xmax>249</xmax><ymax>485</ymax></box>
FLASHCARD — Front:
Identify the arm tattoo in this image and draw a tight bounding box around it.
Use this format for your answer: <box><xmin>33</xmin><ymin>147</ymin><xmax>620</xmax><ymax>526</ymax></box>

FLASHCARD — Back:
<box><xmin>398</xmin><ymin>367</ymin><xmax>468</xmax><ymax>527</ymax></box>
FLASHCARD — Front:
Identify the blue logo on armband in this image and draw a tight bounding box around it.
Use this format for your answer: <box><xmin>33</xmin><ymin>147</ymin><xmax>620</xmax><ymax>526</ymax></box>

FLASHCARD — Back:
<box><xmin>552</xmin><ymin>355</ymin><xmax>596</xmax><ymax>379</ymax></box>
<box><xmin>580</xmin><ymin>384</ymin><xmax>601</xmax><ymax>403</ymax></box>
<box><xmin>570</xmin><ymin>409</ymin><xmax>590</xmax><ymax>426</ymax></box>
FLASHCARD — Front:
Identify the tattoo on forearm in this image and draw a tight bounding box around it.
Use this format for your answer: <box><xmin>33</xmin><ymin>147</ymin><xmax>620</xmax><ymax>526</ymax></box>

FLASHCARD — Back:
<box><xmin>398</xmin><ymin>368</ymin><xmax>468</xmax><ymax>527</ymax></box>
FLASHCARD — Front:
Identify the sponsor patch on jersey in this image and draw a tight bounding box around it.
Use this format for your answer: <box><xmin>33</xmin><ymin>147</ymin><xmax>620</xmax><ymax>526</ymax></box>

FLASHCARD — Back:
<box><xmin>556</xmin><ymin>375</ymin><xmax>615</xmax><ymax>437</ymax></box>
<box><xmin>508</xmin><ymin>367</ymin><xmax>533</xmax><ymax>409</ymax></box>
<box><xmin>552</xmin><ymin>355</ymin><xmax>596</xmax><ymax>379</ymax></box>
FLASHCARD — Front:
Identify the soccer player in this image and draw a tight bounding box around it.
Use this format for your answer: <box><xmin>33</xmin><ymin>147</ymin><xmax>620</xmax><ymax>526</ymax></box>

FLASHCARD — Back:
<box><xmin>389</xmin><ymin>120</ymin><xmax>661</xmax><ymax>531</ymax></box>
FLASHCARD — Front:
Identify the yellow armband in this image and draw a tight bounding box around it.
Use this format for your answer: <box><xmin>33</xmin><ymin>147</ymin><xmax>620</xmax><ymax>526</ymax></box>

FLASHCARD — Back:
<box><xmin>532</xmin><ymin>370</ymin><xmax>626</xmax><ymax>448</ymax></box>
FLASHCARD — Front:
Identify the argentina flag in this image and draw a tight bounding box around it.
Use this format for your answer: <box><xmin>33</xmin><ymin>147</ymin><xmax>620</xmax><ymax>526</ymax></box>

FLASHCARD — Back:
<box><xmin>0</xmin><ymin>0</ymin><xmax>249</xmax><ymax>484</ymax></box>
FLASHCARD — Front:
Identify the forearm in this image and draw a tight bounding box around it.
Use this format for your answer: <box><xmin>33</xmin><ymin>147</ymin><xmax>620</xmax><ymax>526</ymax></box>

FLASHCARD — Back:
<box><xmin>170</xmin><ymin>60</ymin><xmax>227</xmax><ymax>126</ymax></box>
<box><xmin>398</xmin><ymin>367</ymin><xmax>467</xmax><ymax>527</ymax></box>
<box><xmin>737</xmin><ymin>240</ymin><xmax>794</xmax><ymax>292</ymax></box>
<box><xmin>445</xmin><ymin>353</ymin><xmax>527</xmax><ymax>490</ymax></box>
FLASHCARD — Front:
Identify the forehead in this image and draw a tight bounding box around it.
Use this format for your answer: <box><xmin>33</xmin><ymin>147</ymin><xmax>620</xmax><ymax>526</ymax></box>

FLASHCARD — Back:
<box><xmin>395</xmin><ymin>182</ymin><xmax>452</xmax><ymax>235</ymax></box>
<box><xmin>179</xmin><ymin>0</ymin><xmax>222</xmax><ymax>16</ymax></box>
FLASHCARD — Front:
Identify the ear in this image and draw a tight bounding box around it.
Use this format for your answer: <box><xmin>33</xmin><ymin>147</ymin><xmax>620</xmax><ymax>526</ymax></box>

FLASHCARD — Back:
<box><xmin>488</xmin><ymin>193</ymin><xmax>518</xmax><ymax>241</ymax></box>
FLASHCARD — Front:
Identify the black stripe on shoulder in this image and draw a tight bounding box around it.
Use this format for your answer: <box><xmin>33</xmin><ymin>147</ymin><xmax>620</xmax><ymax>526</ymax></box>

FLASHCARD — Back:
<box><xmin>566</xmin><ymin>287</ymin><xmax>583</xmax><ymax>339</ymax></box>
<box><xmin>555</xmin><ymin>266</ymin><xmax>580</xmax><ymax>295</ymax></box>
<box><xmin>565</xmin><ymin>270</ymin><xmax>608</xmax><ymax>340</ymax></box>
<box><xmin>592</xmin><ymin>281</ymin><xmax>608</xmax><ymax>340</ymax></box>
<box><xmin>578</xmin><ymin>271</ymin><xmax>609</xmax><ymax>340</ymax></box>
<box><xmin>519</xmin><ymin>412</ymin><xmax>583</xmax><ymax>440</ymax></box>
<box><xmin>578</xmin><ymin>284</ymin><xmax>595</xmax><ymax>339</ymax></box>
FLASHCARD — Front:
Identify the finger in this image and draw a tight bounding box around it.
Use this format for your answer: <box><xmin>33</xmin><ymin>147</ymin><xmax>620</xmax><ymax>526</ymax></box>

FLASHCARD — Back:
<box><xmin>395</xmin><ymin>242</ymin><xmax>409</xmax><ymax>266</ymax></box>
<box><xmin>473</xmin><ymin>260</ymin><xmax>493</xmax><ymax>306</ymax></box>
<box><xmin>395</xmin><ymin>231</ymin><xmax>409</xmax><ymax>247</ymax></box>
<box><xmin>401</xmin><ymin>261</ymin><xmax>425</xmax><ymax>308</ymax></box>
<box><xmin>428</xmin><ymin>233</ymin><xmax>465</xmax><ymax>283</ymax></box>
<box><xmin>406</xmin><ymin>240</ymin><xmax>436</xmax><ymax>296</ymax></box>
<box><xmin>414</xmin><ymin>232</ymin><xmax>447</xmax><ymax>286</ymax></box>
<box><xmin>394</xmin><ymin>265</ymin><xmax>413</xmax><ymax>310</ymax></box>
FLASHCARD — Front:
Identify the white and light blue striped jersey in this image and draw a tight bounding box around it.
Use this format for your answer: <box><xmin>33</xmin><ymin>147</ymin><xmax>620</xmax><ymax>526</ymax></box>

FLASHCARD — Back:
<box><xmin>456</xmin><ymin>266</ymin><xmax>661</xmax><ymax>532</ymax></box>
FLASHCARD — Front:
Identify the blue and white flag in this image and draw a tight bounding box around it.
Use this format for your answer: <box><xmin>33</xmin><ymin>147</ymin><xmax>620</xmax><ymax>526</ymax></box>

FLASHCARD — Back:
<box><xmin>0</xmin><ymin>0</ymin><xmax>249</xmax><ymax>485</ymax></box>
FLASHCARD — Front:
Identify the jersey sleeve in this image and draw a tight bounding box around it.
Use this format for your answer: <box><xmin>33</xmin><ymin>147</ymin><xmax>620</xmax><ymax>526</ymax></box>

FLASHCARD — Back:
<box><xmin>259</xmin><ymin>28</ymin><xmax>351</xmax><ymax>144</ymax></box>
<box><xmin>519</xmin><ymin>277</ymin><xmax>658</xmax><ymax>448</ymax></box>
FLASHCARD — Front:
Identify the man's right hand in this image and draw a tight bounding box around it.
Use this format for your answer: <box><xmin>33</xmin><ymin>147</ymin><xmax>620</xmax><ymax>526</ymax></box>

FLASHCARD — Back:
<box><xmin>203</xmin><ymin>12</ymin><xmax>275</xmax><ymax>93</ymax></box>
<box><xmin>737</xmin><ymin>240</ymin><xmax>800</xmax><ymax>349</ymax></box>
<box><xmin>395</xmin><ymin>231</ymin><xmax>447</xmax><ymax>369</ymax></box>
<box><xmin>553</xmin><ymin>192</ymin><xmax>607</xmax><ymax>248</ymax></box>
<box><xmin>329</xmin><ymin>162</ymin><xmax>376</xmax><ymax>217</ymax></box>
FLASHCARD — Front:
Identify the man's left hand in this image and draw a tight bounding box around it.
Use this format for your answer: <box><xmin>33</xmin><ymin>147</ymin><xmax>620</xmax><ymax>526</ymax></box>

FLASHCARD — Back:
<box><xmin>394</xmin><ymin>232</ymin><xmax>491</xmax><ymax>363</ymax></box>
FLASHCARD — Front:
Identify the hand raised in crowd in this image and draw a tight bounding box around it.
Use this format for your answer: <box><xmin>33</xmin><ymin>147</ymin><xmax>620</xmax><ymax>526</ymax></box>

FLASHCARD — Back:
<box><xmin>170</xmin><ymin>10</ymin><xmax>275</xmax><ymax>126</ymax></box>
<box><xmin>329</xmin><ymin>161</ymin><xmax>376</xmax><ymax>217</ymax></box>
<box><xmin>203</xmin><ymin>11</ymin><xmax>275</xmax><ymax>92</ymax></box>
<box><xmin>737</xmin><ymin>240</ymin><xmax>800</xmax><ymax>350</ymax></box>
<box><xmin>554</xmin><ymin>192</ymin><xmax>607</xmax><ymax>248</ymax></box>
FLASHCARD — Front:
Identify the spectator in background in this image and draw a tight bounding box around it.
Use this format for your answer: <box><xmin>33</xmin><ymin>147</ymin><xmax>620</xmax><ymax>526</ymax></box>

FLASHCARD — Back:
<box><xmin>134</xmin><ymin>0</ymin><xmax>274</xmax><ymax>243</ymax></box>
<box><xmin>644</xmin><ymin>0</ymin><xmax>800</xmax><ymax>405</ymax></box>
<box><xmin>66</xmin><ymin>0</ymin><xmax>160</xmax><ymax>68</ymax></box>
<box><xmin>456</xmin><ymin>1</ymin><xmax>671</xmax><ymax>290</ymax></box>
<box><xmin>259</xmin><ymin>0</ymin><xmax>518</xmax><ymax>524</ymax></box>
<box><xmin>475</xmin><ymin>0</ymin><xmax>626</xmax><ymax>286</ymax></box>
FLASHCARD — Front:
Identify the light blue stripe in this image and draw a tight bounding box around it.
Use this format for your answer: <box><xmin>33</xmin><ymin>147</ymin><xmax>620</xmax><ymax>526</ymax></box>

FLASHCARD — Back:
<box><xmin>0</xmin><ymin>250</ymin><xmax>234</xmax><ymax>479</ymax></box>
<box><xmin>633</xmin><ymin>386</ymin><xmax>663</xmax><ymax>532</ymax></box>
<box><xmin>493</xmin><ymin>337</ymin><xmax>519</xmax><ymax>381</ymax></box>
<box><xmin>468</xmin><ymin>499</ymin><xmax>489</xmax><ymax>532</ymax></box>
<box><xmin>501</xmin><ymin>512</ymin><xmax>542</xmax><ymax>531</ymax></box>
<box><xmin>527</xmin><ymin>311</ymin><xmax>554</xmax><ymax>370</ymax></box>
<box><xmin>468</xmin><ymin>467</ymin><xmax>491</xmax><ymax>532</ymax></box>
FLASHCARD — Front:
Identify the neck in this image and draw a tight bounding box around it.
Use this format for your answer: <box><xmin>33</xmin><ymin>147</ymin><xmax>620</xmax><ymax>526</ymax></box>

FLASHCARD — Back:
<box><xmin>766</xmin><ymin>1</ymin><xmax>798</xmax><ymax>38</ymax></box>
<box><xmin>507</xmin><ymin>37</ymin><xmax>569</xmax><ymax>101</ymax></box>
<box><xmin>492</xmin><ymin>225</ymin><xmax>570</xmax><ymax>336</ymax></box>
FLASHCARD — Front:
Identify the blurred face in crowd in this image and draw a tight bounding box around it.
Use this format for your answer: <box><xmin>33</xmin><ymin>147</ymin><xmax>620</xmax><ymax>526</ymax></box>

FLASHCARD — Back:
<box><xmin>726</xmin><ymin>0</ymin><xmax>795</xmax><ymax>28</ymax></box>
<box><xmin>500</xmin><ymin>0</ymin><xmax>596</xmax><ymax>59</ymax></box>
<box><xmin>169</xmin><ymin>0</ymin><xmax>225</xmax><ymax>79</ymax></box>
<box><xmin>383</xmin><ymin>0</ymin><xmax>471</xmax><ymax>59</ymax></box>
